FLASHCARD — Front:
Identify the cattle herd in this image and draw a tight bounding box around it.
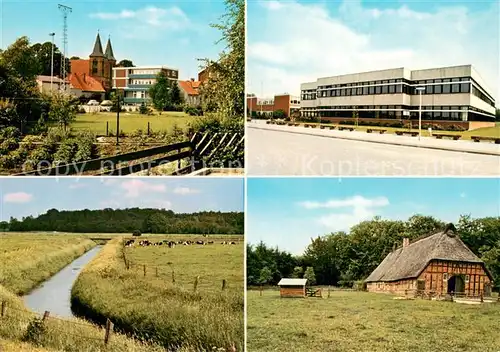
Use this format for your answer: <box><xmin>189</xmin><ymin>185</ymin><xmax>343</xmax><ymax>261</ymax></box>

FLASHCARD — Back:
<box><xmin>124</xmin><ymin>239</ymin><xmax>237</xmax><ymax>248</ymax></box>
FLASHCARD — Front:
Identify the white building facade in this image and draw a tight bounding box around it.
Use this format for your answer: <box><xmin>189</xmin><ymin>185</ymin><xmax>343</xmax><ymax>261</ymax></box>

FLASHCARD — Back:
<box><xmin>300</xmin><ymin>65</ymin><xmax>496</xmax><ymax>126</ymax></box>
<box><xmin>112</xmin><ymin>66</ymin><xmax>179</xmax><ymax>105</ymax></box>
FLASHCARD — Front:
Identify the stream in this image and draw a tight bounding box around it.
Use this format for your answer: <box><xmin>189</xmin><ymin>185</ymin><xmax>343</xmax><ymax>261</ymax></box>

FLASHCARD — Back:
<box><xmin>23</xmin><ymin>245</ymin><xmax>102</xmax><ymax>318</ymax></box>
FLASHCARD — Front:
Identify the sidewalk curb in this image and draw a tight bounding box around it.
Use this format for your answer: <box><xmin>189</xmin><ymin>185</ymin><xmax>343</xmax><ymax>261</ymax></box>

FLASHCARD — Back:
<box><xmin>248</xmin><ymin>124</ymin><xmax>500</xmax><ymax>157</ymax></box>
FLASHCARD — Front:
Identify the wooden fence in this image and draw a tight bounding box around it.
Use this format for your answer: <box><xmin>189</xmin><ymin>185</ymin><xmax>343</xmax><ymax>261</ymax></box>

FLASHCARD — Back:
<box><xmin>13</xmin><ymin>132</ymin><xmax>244</xmax><ymax>176</ymax></box>
<box><xmin>0</xmin><ymin>301</ymin><xmax>115</xmax><ymax>345</ymax></box>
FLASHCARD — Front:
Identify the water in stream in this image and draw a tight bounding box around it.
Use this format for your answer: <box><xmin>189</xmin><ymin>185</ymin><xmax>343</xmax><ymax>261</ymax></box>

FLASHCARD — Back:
<box><xmin>23</xmin><ymin>246</ymin><xmax>102</xmax><ymax>318</ymax></box>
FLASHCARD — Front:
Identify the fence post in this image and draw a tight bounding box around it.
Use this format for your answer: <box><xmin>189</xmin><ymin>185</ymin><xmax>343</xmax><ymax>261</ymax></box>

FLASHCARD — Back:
<box><xmin>42</xmin><ymin>311</ymin><xmax>50</xmax><ymax>322</ymax></box>
<box><xmin>480</xmin><ymin>292</ymin><xmax>484</xmax><ymax>303</ymax></box>
<box><xmin>177</xmin><ymin>148</ymin><xmax>182</xmax><ymax>171</ymax></box>
<box><xmin>194</xmin><ymin>276</ymin><xmax>199</xmax><ymax>292</ymax></box>
<box><xmin>106</xmin><ymin>121</ymin><xmax>109</xmax><ymax>136</ymax></box>
<box><xmin>143</xmin><ymin>265</ymin><xmax>146</xmax><ymax>277</ymax></box>
<box><xmin>260</xmin><ymin>284</ymin><xmax>263</xmax><ymax>296</ymax></box>
<box><xmin>172</xmin><ymin>270</ymin><xmax>175</xmax><ymax>283</ymax></box>
<box><xmin>147</xmin><ymin>122</ymin><xmax>150</xmax><ymax>136</ymax></box>
<box><xmin>222</xmin><ymin>279</ymin><xmax>226</xmax><ymax>291</ymax></box>
<box><xmin>1</xmin><ymin>301</ymin><xmax>6</xmax><ymax>317</ymax></box>
<box><xmin>156</xmin><ymin>267</ymin><xmax>158</xmax><ymax>277</ymax></box>
<box><xmin>104</xmin><ymin>319</ymin><xmax>114</xmax><ymax>345</ymax></box>
<box><xmin>328</xmin><ymin>286</ymin><xmax>330</xmax><ymax>298</ymax></box>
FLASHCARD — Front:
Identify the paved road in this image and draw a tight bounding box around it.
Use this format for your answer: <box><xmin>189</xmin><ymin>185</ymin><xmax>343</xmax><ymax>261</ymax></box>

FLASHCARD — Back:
<box><xmin>247</xmin><ymin>128</ymin><xmax>500</xmax><ymax>176</ymax></box>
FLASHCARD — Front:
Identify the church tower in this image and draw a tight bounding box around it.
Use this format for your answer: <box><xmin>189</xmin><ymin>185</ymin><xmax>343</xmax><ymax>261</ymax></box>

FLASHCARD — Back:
<box><xmin>104</xmin><ymin>37</ymin><xmax>117</xmax><ymax>89</ymax></box>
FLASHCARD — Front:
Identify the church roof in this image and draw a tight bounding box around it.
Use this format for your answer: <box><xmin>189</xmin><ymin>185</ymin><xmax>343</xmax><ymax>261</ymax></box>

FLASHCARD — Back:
<box><xmin>104</xmin><ymin>38</ymin><xmax>116</xmax><ymax>61</ymax></box>
<box><xmin>90</xmin><ymin>33</ymin><xmax>104</xmax><ymax>57</ymax></box>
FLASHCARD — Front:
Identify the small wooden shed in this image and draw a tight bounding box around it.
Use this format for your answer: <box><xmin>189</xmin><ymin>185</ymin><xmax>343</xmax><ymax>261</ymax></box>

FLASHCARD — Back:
<box><xmin>278</xmin><ymin>278</ymin><xmax>307</xmax><ymax>298</ymax></box>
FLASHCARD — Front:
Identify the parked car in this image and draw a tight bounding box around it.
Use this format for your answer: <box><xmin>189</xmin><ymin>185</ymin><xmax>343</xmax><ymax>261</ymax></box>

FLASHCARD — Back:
<box><xmin>87</xmin><ymin>100</ymin><xmax>99</xmax><ymax>106</ymax></box>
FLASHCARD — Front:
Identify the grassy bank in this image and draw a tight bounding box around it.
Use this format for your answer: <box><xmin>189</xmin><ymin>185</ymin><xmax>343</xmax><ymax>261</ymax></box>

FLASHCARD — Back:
<box><xmin>0</xmin><ymin>234</ymin><xmax>97</xmax><ymax>295</ymax></box>
<box><xmin>247</xmin><ymin>289</ymin><xmax>500</xmax><ymax>352</ymax></box>
<box><xmin>0</xmin><ymin>234</ymin><xmax>165</xmax><ymax>352</ymax></box>
<box><xmin>71</xmin><ymin>236</ymin><xmax>244</xmax><ymax>351</ymax></box>
<box><xmin>72</xmin><ymin>112</ymin><xmax>191</xmax><ymax>135</ymax></box>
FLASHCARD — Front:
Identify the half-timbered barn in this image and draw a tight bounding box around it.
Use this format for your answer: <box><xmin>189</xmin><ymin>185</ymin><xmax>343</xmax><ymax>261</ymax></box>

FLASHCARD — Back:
<box><xmin>278</xmin><ymin>278</ymin><xmax>307</xmax><ymax>298</ymax></box>
<box><xmin>365</xmin><ymin>225</ymin><xmax>493</xmax><ymax>297</ymax></box>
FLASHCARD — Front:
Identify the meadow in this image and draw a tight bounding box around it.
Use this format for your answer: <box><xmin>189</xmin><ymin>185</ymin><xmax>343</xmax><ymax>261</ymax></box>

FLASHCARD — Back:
<box><xmin>71</xmin><ymin>111</ymin><xmax>192</xmax><ymax>135</ymax></box>
<box><xmin>246</xmin><ymin>289</ymin><xmax>500</xmax><ymax>352</ymax></box>
<box><xmin>0</xmin><ymin>233</ymin><xmax>169</xmax><ymax>352</ymax></box>
<box><xmin>71</xmin><ymin>235</ymin><xmax>244</xmax><ymax>351</ymax></box>
<box><xmin>0</xmin><ymin>233</ymin><xmax>96</xmax><ymax>295</ymax></box>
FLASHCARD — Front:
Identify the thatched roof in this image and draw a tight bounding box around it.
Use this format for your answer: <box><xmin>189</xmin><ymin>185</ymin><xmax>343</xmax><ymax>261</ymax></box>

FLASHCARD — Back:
<box><xmin>365</xmin><ymin>225</ymin><xmax>491</xmax><ymax>283</ymax></box>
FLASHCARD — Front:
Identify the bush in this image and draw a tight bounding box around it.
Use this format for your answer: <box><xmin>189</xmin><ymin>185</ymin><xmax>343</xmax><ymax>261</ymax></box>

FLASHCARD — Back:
<box><xmin>25</xmin><ymin>147</ymin><xmax>53</xmax><ymax>170</ymax></box>
<box><xmin>133</xmin><ymin>230</ymin><xmax>142</xmax><ymax>236</ymax></box>
<box><xmin>53</xmin><ymin>139</ymin><xmax>77</xmax><ymax>165</ymax></box>
<box><xmin>0</xmin><ymin>126</ymin><xmax>21</xmax><ymax>140</ymax></box>
<box><xmin>0</xmin><ymin>137</ymin><xmax>19</xmax><ymax>154</ymax></box>
<box><xmin>23</xmin><ymin>317</ymin><xmax>47</xmax><ymax>346</ymax></box>
<box><xmin>353</xmin><ymin>281</ymin><xmax>367</xmax><ymax>291</ymax></box>
<box><xmin>139</xmin><ymin>103</ymin><xmax>149</xmax><ymax>115</ymax></box>
<box><xmin>73</xmin><ymin>131</ymin><xmax>96</xmax><ymax>162</ymax></box>
<box><xmin>78</xmin><ymin>107</ymin><xmax>86</xmax><ymax>114</ymax></box>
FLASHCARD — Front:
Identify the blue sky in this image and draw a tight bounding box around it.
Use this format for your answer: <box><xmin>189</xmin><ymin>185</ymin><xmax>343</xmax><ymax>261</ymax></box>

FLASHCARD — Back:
<box><xmin>1</xmin><ymin>0</ymin><xmax>227</xmax><ymax>80</ymax></box>
<box><xmin>0</xmin><ymin>177</ymin><xmax>244</xmax><ymax>221</ymax></box>
<box><xmin>247</xmin><ymin>0</ymin><xmax>499</xmax><ymax>103</ymax></box>
<box><xmin>247</xmin><ymin>177</ymin><xmax>500</xmax><ymax>254</ymax></box>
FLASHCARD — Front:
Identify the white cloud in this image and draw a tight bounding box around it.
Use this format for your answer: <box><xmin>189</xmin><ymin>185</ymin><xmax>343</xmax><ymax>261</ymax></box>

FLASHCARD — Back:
<box><xmin>173</xmin><ymin>187</ymin><xmax>200</xmax><ymax>195</ymax></box>
<box><xmin>89</xmin><ymin>6</ymin><xmax>191</xmax><ymax>37</ymax></box>
<box><xmin>248</xmin><ymin>0</ymin><xmax>499</xmax><ymax>102</ymax></box>
<box><xmin>120</xmin><ymin>180</ymin><xmax>166</xmax><ymax>198</ymax></box>
<box><xmin>3</xmin><ymin>192</ymin><xmax>33</xmax><ymax>204</ymax></box>
<box><xmin>298</xmin><ymin>196</ymin><xmax>389</xmax><ymax>209</ymax></box>
<box><xmin>298</xmin><ymin>195</ymin><xmax>389</xmax><ymax>231</ymax></box>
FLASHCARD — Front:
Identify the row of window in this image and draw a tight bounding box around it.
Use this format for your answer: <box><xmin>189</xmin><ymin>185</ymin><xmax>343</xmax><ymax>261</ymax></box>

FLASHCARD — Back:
<box><xmin>316</xmin><ymin>76</ymin><xmax>470</xmax><ymax>90</ymax></box>
<box><xmin>315</xmin><ymin>105</ymin><xmax>468</xmax><ymax>111</ymax></box>
<box><xmin>471</xmin><ymin>85</ymin><xmax>495</xmax><ymax>107</ymax></box>
<box><xmin>302</xmin><ymin>82</ymin><xmax>473</xmax><ymax>100</ymax></box>
<box><xmin>131</xmin><ymin>80</ymin><xmax>155</xmax><ymax>85</ymax></box>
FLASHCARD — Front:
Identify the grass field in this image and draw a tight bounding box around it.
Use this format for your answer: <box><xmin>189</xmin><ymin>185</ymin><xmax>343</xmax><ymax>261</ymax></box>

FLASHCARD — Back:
<box><xmin>247</xmin><ymin>289</ymin><xmax>500</xmax><ymax>352</ymax></box>
<box><xmin>71</xmin><ymin>111</ymin><xmax>192</xmax><ymax>135</ymax></box>
<box><xmin>71</xmin><ymin>235</ymin><xmax>244</xmax><ymax>351</ymax></box>
<box><xmin>0</xmin><ymin>233</ymin><xmax>165</xmax><ymax>352</ymax></box>
<box><xmin>283</xmin><ymin>121</ymin><xmax>500</xmax><ymax>139</ymax></box>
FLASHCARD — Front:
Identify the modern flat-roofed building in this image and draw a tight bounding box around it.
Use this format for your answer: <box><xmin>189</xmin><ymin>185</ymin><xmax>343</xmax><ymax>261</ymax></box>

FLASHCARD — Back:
<box><xmin>247</xmin><ymin>93</ymin><xmax>301</xmax><ymax>118</ymax></box>
<box><xmin>301</xmin><ymin>65</ymin><xmax>496</xmax><ymax>129</ymax></box>
<box><xmin>113</xmin><ymin>66</ymin><xmax>179</xmax><ymax>105</ymax></box>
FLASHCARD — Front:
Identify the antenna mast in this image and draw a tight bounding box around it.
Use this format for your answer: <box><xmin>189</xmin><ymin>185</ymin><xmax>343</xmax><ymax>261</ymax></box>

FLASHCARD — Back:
<box><xmin>58</xmin><ymin>4</ymin><xmax>72</xmax><ymax>92</ymax></box>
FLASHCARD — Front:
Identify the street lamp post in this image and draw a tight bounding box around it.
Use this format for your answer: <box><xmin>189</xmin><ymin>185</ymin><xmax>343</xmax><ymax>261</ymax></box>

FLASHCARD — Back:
<box><xmin>49</xmin><ymin>33</ymin><xmax>55</xmax><ymax>93</ymax></box>
<box><xmin>116</xmin><ymin>89</ymin><xmax>121</xmax><ymax>145</ymax></box>
<box><xmin>415</xmin><ymin>87</ymin><xmax>425</xmax><ymax>141</ymax></box>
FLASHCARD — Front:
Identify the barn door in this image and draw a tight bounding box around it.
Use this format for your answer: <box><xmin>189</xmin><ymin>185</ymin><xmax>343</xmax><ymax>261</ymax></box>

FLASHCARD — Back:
<box><xmin>417</xmin><ymin>280</ymin><xmax>425</xmax><ymax>291</ymax></box>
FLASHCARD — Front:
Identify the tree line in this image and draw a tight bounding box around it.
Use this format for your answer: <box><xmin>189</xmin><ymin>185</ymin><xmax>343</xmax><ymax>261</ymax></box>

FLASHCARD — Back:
<box><xmin>2</xmin><ymin>208</ymin><xmax>244</xmax><ymax>234</ymax></box>
<box><xmin>247</xmin><ymin>215</ymin><xmax>500</xmax><ymax>290</ymax></box>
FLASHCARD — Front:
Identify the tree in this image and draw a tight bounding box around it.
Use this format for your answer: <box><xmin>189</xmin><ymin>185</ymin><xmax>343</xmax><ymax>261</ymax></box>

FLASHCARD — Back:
<box><xmin>31</xmin><ymin>41</ymin><xmax>69</xmax><ymax>77</ymax></box>
<box><xmin>273</xmin><ymin>109</ymin><xmax>286</xmax><ymax>119</ymax></box>
<box><xmin>149</xmin><ymin>71</ymin><xmax>171</xmax><ymax>113</ymax></box>
<box><xmin>496</xmin><ymin>108</ymin><xmax>500</xmax><ymax>121</ymax></box>
<box><xmin>2</xmin><ymin>37</ymin><xmax>41</xmax><ymax>80</ymax></box>
<box><xmin>70</xmin><ymin>56</ymin><xmax>81</xmax><ymax>60</ymax></box>
<box><xmin>117</xmin><ymin>59</ymin><xmax>135</xmax><ymax>68</ymax></box>
<box><xmin>48</xmin><ymin>93</ymin><xmax>77</xmax><ymax>131</ymax></box>
<box><xmin>259</xmin><ymin>267</ymin><xmax>273</xmax><ymax>285</ymax></box>
<box><xmin>292</xmin><ymin>266</ymin><xmax>304</xmax><ymax>278</ymax></box>
<box><xmin>169</xmin><ymin>81</ymin><xmax>183</xmax><ymax>106</ymax></box>
<box><xmin>304</xmin><ymin>267</ymin><xmax>316</xmax><ymax>285</ymax></box>
<box><xmin>198</xmin><ymin>0</ymin><xmax>244</xmax><ymax>118</ymax></box>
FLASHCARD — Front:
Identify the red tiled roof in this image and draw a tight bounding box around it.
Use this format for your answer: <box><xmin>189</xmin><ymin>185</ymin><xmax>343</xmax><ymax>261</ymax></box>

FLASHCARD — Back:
<box><xmin>178</xmin><ymin>80</ymin><xmax>201</xmax><ymax>96</ymax></box>
<box><xmin>68</xmin><ymin>73</ymin><xmax>106</xmax><ymax>93</ymax></box>
<box><xmin>70</xmin><ymin>59</ymin><xmax>90</xmax><ymax>76</ymax></box>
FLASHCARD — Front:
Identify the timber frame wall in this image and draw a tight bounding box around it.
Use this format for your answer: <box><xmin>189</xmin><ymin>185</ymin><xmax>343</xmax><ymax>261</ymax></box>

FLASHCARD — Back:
<box><xmin>279</xmin><ymin>285</ymin><xmax>306</xmax><ymax>298</ymax></box>
<box><xmin>367</xmin><ymin>260</ymin><xmax>491</xmax><ymax>297</ymax></box>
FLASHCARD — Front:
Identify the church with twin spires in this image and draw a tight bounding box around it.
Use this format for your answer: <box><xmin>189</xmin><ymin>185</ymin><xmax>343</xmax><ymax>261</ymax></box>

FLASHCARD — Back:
<box><xmin>69</xmin><ymin>32</ymin><xmax>117</xmax><ymax>97</ymax></box>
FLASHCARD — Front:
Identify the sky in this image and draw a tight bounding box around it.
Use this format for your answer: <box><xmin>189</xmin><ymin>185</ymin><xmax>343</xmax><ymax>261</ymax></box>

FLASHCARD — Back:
<box><xmin>0</xmin><ymin>177</ymin><xmax>244</xmax><ymax>221</ymax></box>
<box><xmin>1</xmin><ymin>0</ymin><xmax>227</xmax><ymax>80</ymax></box>
<box><xmin>247</xmin><ymin>0</ymin><xmax>500</xmax><ymax>104</ymax></box>
<box><xmin>247</xmin><ymin>177</ymin><xmax>500</xmax><ymax>255</ymax></box>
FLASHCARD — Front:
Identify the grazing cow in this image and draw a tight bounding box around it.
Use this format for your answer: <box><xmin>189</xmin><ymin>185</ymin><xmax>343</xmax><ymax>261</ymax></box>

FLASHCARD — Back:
<box><xmin>168</xmin><ymin>241</ymin><xmax>176</xmax><ymax>248</ymax></box>
<box><xmin>125</xmin><ymin>239</ymin><xmax>135</xmax><ymax>247</ymax></box>
<box><xmin>208</xmin><ymin>241</ymin><xmax>214</xmax><ymax>244</ymax></box>
<box><xmin>196</xmin><ymin>240</ymin><xmax>204</xmax><ymax>245</ymax></box>
<box><xmin>230</xmin><ymin>241</ymin><xmax>236</xmax><ymax>245</ymax></box>
<box><xmin>221</xmin><ymin>241</ymin><xmax>227</xmax><ymax>245</ymax></box>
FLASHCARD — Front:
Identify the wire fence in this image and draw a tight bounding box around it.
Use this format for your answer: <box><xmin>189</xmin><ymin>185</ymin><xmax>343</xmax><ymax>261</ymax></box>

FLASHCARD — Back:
<box><xmin>1</xmin><ymin>300</ymin><xmax>114</xmax><ymax>345</ymax></box>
